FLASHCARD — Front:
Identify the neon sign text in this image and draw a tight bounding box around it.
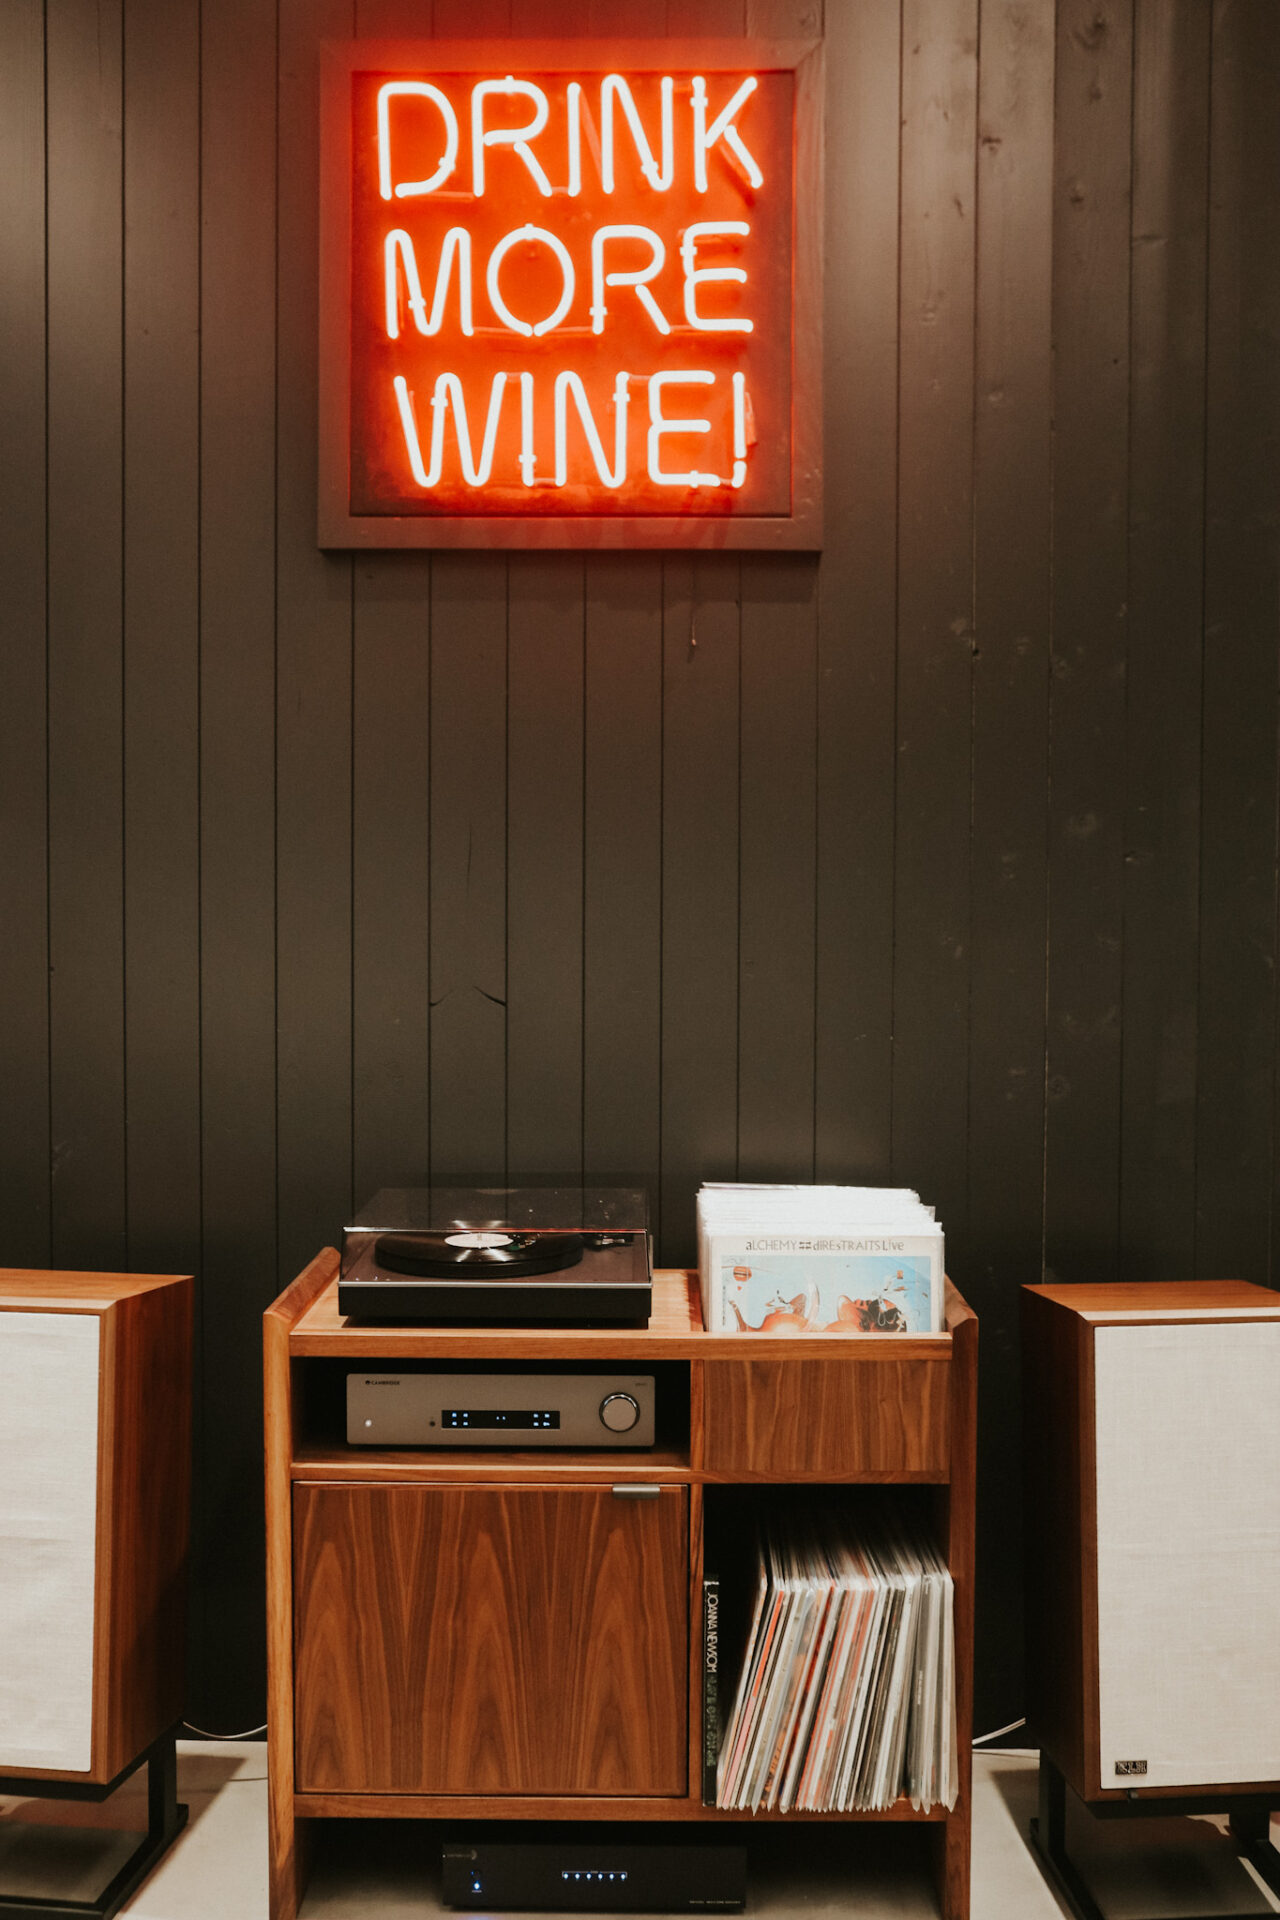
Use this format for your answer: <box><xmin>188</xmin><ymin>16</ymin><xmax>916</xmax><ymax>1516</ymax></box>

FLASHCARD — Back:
<box><xmin>319</xmin><ymin>40</ymin><xmax>820</xmax><ymax>546</ymax></box>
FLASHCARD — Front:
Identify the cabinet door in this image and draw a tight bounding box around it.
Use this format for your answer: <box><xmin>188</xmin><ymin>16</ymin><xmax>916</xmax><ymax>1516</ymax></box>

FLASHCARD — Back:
<box><xmin>293</xmin><ymin>1483</ymin><xmax>688</xmax><ymax>1796</ymax></box>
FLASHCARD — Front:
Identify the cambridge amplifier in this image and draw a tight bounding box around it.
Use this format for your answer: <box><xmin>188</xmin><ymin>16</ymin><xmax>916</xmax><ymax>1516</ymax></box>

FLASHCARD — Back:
<box><xmin>347</xmin><ymin>1371</ymin><xmax>656</xmax><ymax>1447</ymax></box>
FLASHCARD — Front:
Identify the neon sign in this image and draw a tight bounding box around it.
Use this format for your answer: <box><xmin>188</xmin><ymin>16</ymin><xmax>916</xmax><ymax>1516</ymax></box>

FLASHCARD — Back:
<box><xmin>319</xmin><ymin>39</ymin><xmax>822</xmax><ymax>549</ymax></box>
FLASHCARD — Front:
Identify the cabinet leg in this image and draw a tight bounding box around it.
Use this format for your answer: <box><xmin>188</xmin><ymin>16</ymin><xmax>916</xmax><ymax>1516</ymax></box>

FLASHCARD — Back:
<box><xmin>269</xmin><ymin>1797</ymin><xmax>314</xmax><ymax>1920</ymax></box>
<box><xmin>931</xmin><ymin>1807</ymin><xmax>970</xmax><ymax>1920</ymax></box>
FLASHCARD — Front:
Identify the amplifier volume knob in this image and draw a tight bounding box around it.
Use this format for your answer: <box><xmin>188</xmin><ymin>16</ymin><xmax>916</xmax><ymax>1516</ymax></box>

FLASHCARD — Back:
<box><xmin>599</xmin><ymin>1392</ymin><xmax>641</xmax><ymax>1433</ymax></box>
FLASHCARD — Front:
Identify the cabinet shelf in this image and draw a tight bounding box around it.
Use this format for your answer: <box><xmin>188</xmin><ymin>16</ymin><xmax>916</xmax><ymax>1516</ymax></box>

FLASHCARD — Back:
<box><xmin>290</xmin><ymin>1444</ymin><xmax>695</xmax><ymax>1483</ymax></box>
<box><xmin>291</xmin><ymin>1790</ymin><xmax>948</xmax><ymax>1823</ymax></box>
<box><xmin>265</xmin><ymin>1251</ymin><xmax>976</xmax><ymax>1920</ymax></box>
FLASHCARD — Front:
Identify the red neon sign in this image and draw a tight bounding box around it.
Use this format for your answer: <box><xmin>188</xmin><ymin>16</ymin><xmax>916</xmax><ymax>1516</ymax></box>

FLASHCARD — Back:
<box><xmin>319</xmin><ymin>39</ymin><xmax>822</xmax><ymax>549</ymax></box>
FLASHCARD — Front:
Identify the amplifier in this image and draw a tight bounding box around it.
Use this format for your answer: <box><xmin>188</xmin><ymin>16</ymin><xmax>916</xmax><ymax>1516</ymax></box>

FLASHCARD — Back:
<box><xmin>346</xmin><ymin>1371</ymin><xmax>656</xmax><ymax>1448</ymax></box>
<box><xmin>442</xmin><ymin>1837</ymin><xmax>746</xmax><ymax>1912</ymax></box>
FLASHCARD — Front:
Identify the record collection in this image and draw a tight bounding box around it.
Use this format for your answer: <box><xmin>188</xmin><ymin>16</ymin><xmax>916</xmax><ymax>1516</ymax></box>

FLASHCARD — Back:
<box><xmin>709</xmin><ymin>1502</ymin><xmax>956</xmax><ymax>1814</ymax></box>
<box><xmin>696</xmin><ymin>1183</ymin><xmax>945</xmax><ymax>1335</ymax></box>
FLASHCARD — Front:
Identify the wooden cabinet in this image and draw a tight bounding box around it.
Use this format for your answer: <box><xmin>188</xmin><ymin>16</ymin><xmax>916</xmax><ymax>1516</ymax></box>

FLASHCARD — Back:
<box><xmin>293</xmin><ymin>1483</ymin><xmax>688</xmax><ymax>1796</ymax></box>
<box><xmin>266</xmin><ymin>1259</ymin><xmax>976</xmax><ymax>1920</ymax></box>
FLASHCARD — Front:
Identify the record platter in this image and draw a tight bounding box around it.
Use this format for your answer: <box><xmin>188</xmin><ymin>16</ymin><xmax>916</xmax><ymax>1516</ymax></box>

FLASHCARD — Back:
<box><xmin>338</xmin><ymin>1187</ymin><xmax>652</xmax><ymax>1327</ymax></box>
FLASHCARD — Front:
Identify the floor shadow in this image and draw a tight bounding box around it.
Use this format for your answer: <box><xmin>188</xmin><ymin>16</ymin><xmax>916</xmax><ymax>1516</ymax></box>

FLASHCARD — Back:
<box><xmin>986</xmin><ymin>1759</ymin><xmax>1276</xmax><ymax>1920</ymax></box>
<box><xmin>0</xmin><ymin>1749</ymin><xmax>251</xmax><ymax>1906</ymax></box>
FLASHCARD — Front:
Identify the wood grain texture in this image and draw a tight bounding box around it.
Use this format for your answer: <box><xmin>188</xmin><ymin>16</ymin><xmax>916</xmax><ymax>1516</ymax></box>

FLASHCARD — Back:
<box><xmin>1025</xmin><ymin>1278</ymin><xmax>1278</xmax><ymax>1315</ymax></box>
<box><xmin>1119</xmin><ymin>0</ymin><xmax>1210</xmax><ymax>1282</ymax></box>
<box><xmin>967</xmin><ymin>0</ymin><xmax>1055</xmax><ymax>1735</ymax></box>
<box><xmin>21</xmin><ymin>0</ymin><xmax>1280</xmax><ymax>1784</ymax></box>
<box><xmin>701</xmin><ymin>1358</ymin><xmax>951</xmax><ymax>1479</ymax></box>
<box><xmin>583</xmin><ymin>557</ymin><xmax>663</xmax><ymax>1195</ymax></box>
<box><xmin>1197</xmin><ymin>0</ymin><xmax>1280</xmax><ymax>1285</ymax></box>
<box><xmin>292</xmin><ymin>1448</ymin><xmax>694</xmax><ymax>1485</ymax></box>
<box><xmin>194</xmin><ymin>0</ymin><xmax>281</xmax><ymax>1736</ymax></box>
<box><xmin>352</xmin><ymin>553</ymin><xmax>433</xmax><ymax>1199</ymax></box>
<box><xmin>267</xmin><ymin>1257</ymin><xmax>975</xmax><ymax>1911</ymax></box>
<box><xmin>737</xmin><ymin>555</ymin><xmax>818</xmax><ymax>1180</ymax></box>
<box><xmin>121</xmin><ymin>0</ymin><xmax>201</xmax><ymax>1279</ymax></box>
<box><xmin>428</xmin><ymin>555</ymin><xmax>509</xmax><ymax>1183</ymax></box>
<box><xmin>506</xmin><ymin>556</ymin><xmax>586</xmax><ymax>1180</ymax></box>
<box><xmin>659</xmin><ymin>557</ymin><xmax>741</xmax><ymax>1263</ymax></box>
<box><xmin>1044</xmin><ymin>0</ymin><xmax>1133</xmax><ymax>1286</ymax></box>
<box><xmin>96</xmin><ymin>1277</ymin><xmax>194</xmax><ymax>1778</ymax></box>
<box><xmin>291</xmin><ymin>1263</ymin><xmax>955</xmax><ymax>1361</ymax></box>
<box><xmin>1021</xmin><ymin>1285</ymin><xmax>1089</xmax><ymax>1796</ymax></box>
<box><xmin>0</xmin><ymin>1273</ymin><xmax>191</xmax><ymax>1787</ymax></box>
<box><xmin>934</xmin><ymin>1283</ymin><xmax>976</xmax><ymax>1920</ymax></box>
<box><xmin>292</xmin><ymin>1483</ymin><xmax>688</xmax><ymax>1795</ymax></box>
<box><xmin>265</xmin><ymin>1248</ymin><xmax>335</xmax><ymax>1920</ymax></box>
<box><xmin>0</xmin><ymin>0</ymin><xmax>50</xmax><ymax>1267</ymax></box>
<box><xmin>46</xmin><ymin>0</ymin><xmax>126</xmax><ymax>1272</ymax></box>
<box><xmin>813</xmin><ymin>0</ymin><xmax>897</xmax><ymax>1184</ymax></box>
<box><xmin>349</xmin><ymin>0</ymin><xmax>440</xmax><ymax>1205</ymax></box>
<box><xmin>275</xmin><ymin>0</ymin><xmax>355</xmax><ymax>1285</ymax></box>
<box><xmin>892</xmin><ymin>0</ymin><xmax>978</xmax><ymax>1247</ymax></box>
<box><xmin>293</xmin><ymin>1790</ymin><xmax>941</xmax><ymax>1820</ymax></box>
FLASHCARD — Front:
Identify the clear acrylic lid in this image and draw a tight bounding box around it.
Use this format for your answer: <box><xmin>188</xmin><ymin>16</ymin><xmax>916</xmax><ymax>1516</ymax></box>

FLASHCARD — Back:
<box><xmin>344</xmin><ymin>1186</ymin><xmax>648</xmax><ymax>1239</ymax></box>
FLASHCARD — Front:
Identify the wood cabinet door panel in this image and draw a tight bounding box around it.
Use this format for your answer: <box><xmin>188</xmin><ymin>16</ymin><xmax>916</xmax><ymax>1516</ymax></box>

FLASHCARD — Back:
<box><xmin>702</xmin><ymin>1358</ymin><xmax>950</xmax><ymax>1478</ymax></box>
<box><xmin>293</xmin><ymin>1483</ymin><xmax>687</xmax><ymax>1796</ymax></box>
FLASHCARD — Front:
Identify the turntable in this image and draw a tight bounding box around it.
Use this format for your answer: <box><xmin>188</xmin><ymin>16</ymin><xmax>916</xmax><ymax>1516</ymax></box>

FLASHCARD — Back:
<box><xmin>338</xmin><ymin>1187</ymin><xmax>652</xmax><ymax>1327</ymax></box>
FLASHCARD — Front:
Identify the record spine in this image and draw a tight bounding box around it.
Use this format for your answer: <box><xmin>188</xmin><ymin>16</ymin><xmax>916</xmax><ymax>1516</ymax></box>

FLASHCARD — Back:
<box><xmin>702</xmin><ymin>1572</ymin><xmax>721</xmax><ymax>1805</ymax></box>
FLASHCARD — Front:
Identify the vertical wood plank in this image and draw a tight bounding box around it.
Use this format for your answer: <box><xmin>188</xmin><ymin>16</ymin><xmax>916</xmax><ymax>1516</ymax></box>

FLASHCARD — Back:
<box><xmin>276</xmin><ymin>0</ymin><xmax>355</xmax><ymax>1281</ymax></box>
<box><xmin>814</xmin><ymin>0</ymin><xmax>898</xmax><ymax>1184</ymax></box>
<box><xmin>429</xmin><ymin>555</ymin><xmax>510</xmax><ymax>1184</ymax></box>
<box><xmin>737</xmin><ymin>555</ymin><xmax>818</xmax><ymax>1180</ymax></box>
<box><xmin>583</xmin><ymin>558</ymin><xmax>663</xmax><ymax>1202</ymax></box>
<box><xmin>892</xmin><ymin>0</ymin><xmax>978</xmax><ymax>1241</ymax></box>
<box><xmin>506</xmin><ymin>558</ymin><xmax>586</xmax><ymax>1181</ymax></box>
<box><xmin>656</xmin><ymin>0</ymin><xmax>747</xmax><ymax>1259</ymax></box>
<box><xmin>1198</xmin><ymin>0</ymin><xmax>1280</xmax><ymax>1284</ymax></box>
<box><xmin>1045</xmin><ymin>0</ymin><xmax>1133</xmax><ymax>1285</ymax></box>
<box><xmin>122</xmin><ymin>0</ymin><xmax>201</xmax><ymax>1274</ymax></box>
<box><xmin>0</xmin><ymin>0</ymin><xmax>51</xmax><ymax>1264</ymax></box>
<box><xmin>968</xmin><ymin>0</ymin><xmax>1055</xmax><ymax>1731</ymax></box>
<box><xmin>352</xmin><ymin>554</ymin><xmax>433</xmax><ymax>1200</ymax></box>
<box><xmin>197</xmin><ymin>0</ymin><xmax>280</xmax><ymax>1730</ymax></box>
<box><xmin>1120</xmin><ymin>0</ymin><xmax>1210</xmax><ymax>1280</ymax></box>
<box><xmin>500</xmin><ymin>0</ymin><xmax>589</xmax><ymax>1192</ymax></box>
<box><xmin>660</xmin><ymin>558</ymin><xmax>741</xmax><ymax>1264</ymax></box>
<box><xmin>742</xmin><ymin>0</ymin><xmax>820</xmax><ymax>1185</ymax></box>
<box><xmin>428</xmin><ymin>0</ymin><xmax>511</xmax><ymax>1188</ymax></box>
<box><xmin>46</xmin><ymin>0</ymin><xmax>127</xmax><ymax>1270</ymax></box>
<box><xmin>349</xmin><ymin>3</ymin><xmax>434</xmax><ymax>1205</ymax></box>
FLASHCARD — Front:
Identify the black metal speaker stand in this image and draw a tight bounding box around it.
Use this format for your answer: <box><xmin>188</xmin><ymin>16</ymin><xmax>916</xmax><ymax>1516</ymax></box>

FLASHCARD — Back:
<box><xmin>0</xmin><ymin>1727</ymin><xmax>188</xmax><ymax>1920</ymax></box>
<box><xmin>1030</xmin><ymin>1752</ymin><xmax>1280</xmax><ymax>1920</ymax></box>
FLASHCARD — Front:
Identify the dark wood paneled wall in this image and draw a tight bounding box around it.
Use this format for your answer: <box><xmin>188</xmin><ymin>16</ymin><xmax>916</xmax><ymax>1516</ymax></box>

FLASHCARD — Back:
<box><xmin>2</xmin><ymin>0</ymin><xmax>1278</xmax><ymax>1735</ymax></box>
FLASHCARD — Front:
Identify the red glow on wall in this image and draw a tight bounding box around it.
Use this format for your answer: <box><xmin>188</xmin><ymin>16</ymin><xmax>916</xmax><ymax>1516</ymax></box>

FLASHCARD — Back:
<box><xmin>319</xmin><ymin>40</ymin><xmax>822</xmax><ymax>549</ymax></box>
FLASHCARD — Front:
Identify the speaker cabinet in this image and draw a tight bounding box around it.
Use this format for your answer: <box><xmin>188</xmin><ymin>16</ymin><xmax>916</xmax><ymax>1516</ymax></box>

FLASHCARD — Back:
<box><xmin>0</xmin><ymin>1269</ymin><xmax>193</xmax><ymax>1785</ymax></box>
<box><xmin>1023</xmin><ymin>1280</ymin><xmax>1280</xmax><ymax>1803</ymax></box>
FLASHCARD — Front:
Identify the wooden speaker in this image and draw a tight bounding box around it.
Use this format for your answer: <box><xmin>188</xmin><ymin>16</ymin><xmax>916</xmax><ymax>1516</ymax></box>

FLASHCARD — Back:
<box><xmin>1023</xmin><ymin>1280</ymin><xmax>1280</xmax><ymax>1803</ymax></box>
<box><xmin>0</xmin><ymin>1269</ymin><xmax>192</xmax><ymax>1785</ymax></box>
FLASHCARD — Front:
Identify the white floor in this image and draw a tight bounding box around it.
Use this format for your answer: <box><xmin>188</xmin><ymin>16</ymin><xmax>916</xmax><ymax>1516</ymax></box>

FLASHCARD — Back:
<box><xmin>1</xmin><ymin>1744</ymin><xmax>1278</xmax><ymax>1919</ymax></box>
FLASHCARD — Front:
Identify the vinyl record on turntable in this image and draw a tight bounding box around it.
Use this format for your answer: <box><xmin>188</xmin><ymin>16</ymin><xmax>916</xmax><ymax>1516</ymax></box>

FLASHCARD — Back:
<box><xmin>374</xmin><ymin>1230</ymin><xmax>585</xmax><ymax>1280</ymax></box>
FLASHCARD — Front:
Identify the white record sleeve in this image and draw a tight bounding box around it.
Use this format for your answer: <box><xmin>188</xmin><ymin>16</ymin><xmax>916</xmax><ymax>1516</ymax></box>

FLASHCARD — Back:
<box><xmin>1093</xmin><ymin>1319</ymin><xmax>1280</xmax><ymax>1790</ymax></box>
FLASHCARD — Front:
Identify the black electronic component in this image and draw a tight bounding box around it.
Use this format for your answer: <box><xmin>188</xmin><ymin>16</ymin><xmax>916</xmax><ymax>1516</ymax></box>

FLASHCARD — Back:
<box><xmin>442</xmin><ymin>1836</ymin><xmax>746</xmax><ymax>1912</ymax></box>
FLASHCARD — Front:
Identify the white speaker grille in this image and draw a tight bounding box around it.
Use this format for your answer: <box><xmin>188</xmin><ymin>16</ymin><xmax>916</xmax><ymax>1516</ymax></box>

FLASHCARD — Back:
<box><xmin>1094</xmin><ymin>1319</ymin><xmax>1280</xmax><ymax>1790</ymax></box>
<box><xmin>0</xmin><ymin>1310</ymin><xmax>101</xmax><ymax>1773</ymax></box>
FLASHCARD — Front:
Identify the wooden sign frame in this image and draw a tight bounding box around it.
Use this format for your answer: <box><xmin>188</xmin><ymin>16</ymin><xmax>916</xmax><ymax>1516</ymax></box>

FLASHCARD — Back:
<box><xmin>318</xmin><ymin>38</ymin><xmax>822</xmax><ymax>550</ymax></box>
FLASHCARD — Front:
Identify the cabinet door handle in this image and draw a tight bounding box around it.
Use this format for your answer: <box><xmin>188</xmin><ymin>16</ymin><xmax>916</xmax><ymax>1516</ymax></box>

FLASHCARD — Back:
<box><xmin>611</xmin><ymin>1484</ymin><xmax>661</xmax><ymax>1500</ymax></box>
